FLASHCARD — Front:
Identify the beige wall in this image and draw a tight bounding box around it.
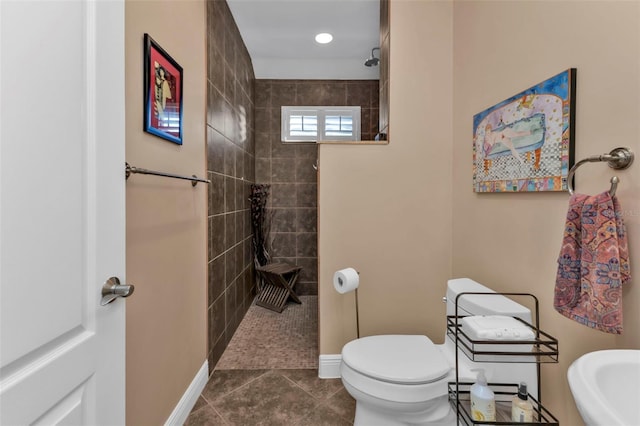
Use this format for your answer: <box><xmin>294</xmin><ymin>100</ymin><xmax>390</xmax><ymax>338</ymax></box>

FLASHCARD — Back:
<box><xmin>318</xmin><ymin>0</ymin><xmax>454</xmax><ymax>354</ymax></box>
<box><xmin>320</xmin><ymin>0</ymin><xmax>639</xmax><ymax>424</ymax></box>
<box><xmin>125</xmin><ymin>0</ymin><xmax>207</xmax><ymax>424</ymax></box>
<box><xmin>453</xmin><ymin>1</ymin><xmax>640</xmax><ymax>424</ymax></box>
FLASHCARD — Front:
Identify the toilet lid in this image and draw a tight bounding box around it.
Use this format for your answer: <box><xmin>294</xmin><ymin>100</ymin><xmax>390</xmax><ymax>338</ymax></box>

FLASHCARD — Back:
<box><xmin>341</xmin><ymin>335</ymin><xmax>450</xmax><ymax>385</ymax></box>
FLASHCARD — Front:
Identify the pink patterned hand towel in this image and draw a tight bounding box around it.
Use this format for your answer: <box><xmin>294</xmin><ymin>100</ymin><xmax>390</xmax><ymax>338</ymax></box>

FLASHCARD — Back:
<box><xmin>554</xmin><ymin>191</ymin><xmax>630</xmax><ymax>334</ymax></box>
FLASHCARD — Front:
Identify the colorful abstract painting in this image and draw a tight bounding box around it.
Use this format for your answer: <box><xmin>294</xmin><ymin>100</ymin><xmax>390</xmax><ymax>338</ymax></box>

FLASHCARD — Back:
<box><xmin>473</xmin><ymin>69</ymin><xmax>576</xmax><ymax>192</ymax></box>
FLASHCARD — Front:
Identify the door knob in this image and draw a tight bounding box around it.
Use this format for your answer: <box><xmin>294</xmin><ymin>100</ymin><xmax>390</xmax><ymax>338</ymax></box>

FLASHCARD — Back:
<box><xmin>101</xmin><ymin>276</ymin><xmax>135</xmax><ymax>306</ymax></box>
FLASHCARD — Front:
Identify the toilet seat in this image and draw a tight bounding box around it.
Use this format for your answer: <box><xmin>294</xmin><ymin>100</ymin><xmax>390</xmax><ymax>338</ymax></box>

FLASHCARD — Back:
<box><xmin>342</xmin><ymin>335</ymin><xmax>450</xmax><ymax>385</ymax></box>
<box><xmin>340</xmin><ymin>335</ymin><xmax>453</xmax><ymax>405</ymax></box>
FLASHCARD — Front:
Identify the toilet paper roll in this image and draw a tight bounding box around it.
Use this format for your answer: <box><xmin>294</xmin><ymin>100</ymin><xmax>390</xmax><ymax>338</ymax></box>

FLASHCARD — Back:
<box><xmin>333</xmin><ymin>268</ymin><xmax>359</xmax><ymax>294</ymax></box>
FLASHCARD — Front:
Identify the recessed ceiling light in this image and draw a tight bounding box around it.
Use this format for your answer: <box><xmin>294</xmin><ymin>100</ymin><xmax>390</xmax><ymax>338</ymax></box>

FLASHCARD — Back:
<box><xmin>315</xmin><ymin>33</ymin><xmax>333</xmax><ymax>44</ymax></box>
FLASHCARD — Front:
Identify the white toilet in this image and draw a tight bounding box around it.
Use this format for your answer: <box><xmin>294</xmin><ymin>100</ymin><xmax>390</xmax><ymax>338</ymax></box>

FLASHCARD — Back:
<box><xmin>340</xmin><ymin>278</ymin><xmax>538</xmax><ymax>426</ymax></box>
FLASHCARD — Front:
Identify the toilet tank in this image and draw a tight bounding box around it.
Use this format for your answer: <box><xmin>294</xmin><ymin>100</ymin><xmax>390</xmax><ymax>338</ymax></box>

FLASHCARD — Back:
<box><xmin>445</xmin><ymin>278</ymin><xmax>532</xmax><ymax>323</ymax></box>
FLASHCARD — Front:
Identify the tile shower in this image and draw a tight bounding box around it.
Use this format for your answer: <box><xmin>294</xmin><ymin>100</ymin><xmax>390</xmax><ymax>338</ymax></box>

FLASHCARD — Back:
<box><xmin>254</xmin><ymin>79</ymin><xmax>379</xmax><ymax>296</ymax></box>
<box><xmin>206</xmin><ymin>0</ymin><xmax>380</xmax><ymax>371</ymax></box>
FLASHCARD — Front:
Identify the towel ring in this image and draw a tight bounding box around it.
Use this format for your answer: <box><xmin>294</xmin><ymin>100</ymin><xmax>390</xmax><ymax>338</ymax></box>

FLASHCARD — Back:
<box><xmin>567</xmin><ymin>147</ymin><xmax>634</xmax><ymax>196</ymax></box>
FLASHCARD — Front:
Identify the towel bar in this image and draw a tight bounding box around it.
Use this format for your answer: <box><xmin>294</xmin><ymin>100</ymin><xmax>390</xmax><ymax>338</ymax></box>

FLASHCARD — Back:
<box><xmin>125</xmin><ymin>162</ymin><xmax>211</xmax><ymax>187</ymax></box>
<box><xmin>567</xmin><ymin>147</ymin><xmax>633</xmax><ymax>196</ymax></box>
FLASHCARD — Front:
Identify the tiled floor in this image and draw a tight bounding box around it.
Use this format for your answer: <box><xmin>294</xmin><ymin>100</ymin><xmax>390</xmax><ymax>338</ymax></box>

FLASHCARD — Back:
<box><xmin>185</xmin><ymin>369</ymin><xmax>355</xmax><ymax>425</ymax></box>
<box><xmin>186</xmin><ymin>296</ymin><xmax>356</xmax><ymax>425</ymax></box>
<box><xmin>217</xmin><ymin>296</ymin><xmax>318</xmax><ymax>369</ymax></box>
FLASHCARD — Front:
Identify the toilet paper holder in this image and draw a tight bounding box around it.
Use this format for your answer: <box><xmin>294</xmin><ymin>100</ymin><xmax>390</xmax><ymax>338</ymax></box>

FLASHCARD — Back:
<box><xmin>352</xmin><ymin>287</ymin><xmax>360</xmax><ymax>339</ymax></box>
<box><xmin>333</xmin><ymin>268</ymin><xmax>361</xmax><ymax>339</ymax></box>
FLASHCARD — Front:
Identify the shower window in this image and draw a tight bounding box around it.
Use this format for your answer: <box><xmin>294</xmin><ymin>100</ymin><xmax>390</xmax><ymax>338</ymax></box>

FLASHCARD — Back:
<box><xmin>281</xmin><ymin>106</ymin><xmax>361</xmax><ymax>142</ymax></box>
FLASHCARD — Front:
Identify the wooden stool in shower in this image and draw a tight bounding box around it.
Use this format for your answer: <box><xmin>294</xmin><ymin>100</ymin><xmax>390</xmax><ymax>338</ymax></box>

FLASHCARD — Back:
<box><xmin>255</xmin><ymin>262</ymin><xmax>303</xmax><ymax>313</ymax></box>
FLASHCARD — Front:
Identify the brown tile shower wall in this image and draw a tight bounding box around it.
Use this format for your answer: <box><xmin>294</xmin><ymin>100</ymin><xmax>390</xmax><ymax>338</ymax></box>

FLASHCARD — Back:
<box><xmin>254</xmin><ymin>79</ymin><xmax>379</xmax><ymax>295</ymax></box>
<box><xmin>206</xmin><ymin>0</ymin><xmax>256</xmax><ymax>371</ymax></box>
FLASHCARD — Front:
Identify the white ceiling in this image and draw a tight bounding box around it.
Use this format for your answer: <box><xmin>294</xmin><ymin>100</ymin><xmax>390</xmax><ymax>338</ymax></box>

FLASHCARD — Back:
<box><xmin>226</xmin><ymin>0</ymin><xmax>380</xmax><ymax>80</ymax></box>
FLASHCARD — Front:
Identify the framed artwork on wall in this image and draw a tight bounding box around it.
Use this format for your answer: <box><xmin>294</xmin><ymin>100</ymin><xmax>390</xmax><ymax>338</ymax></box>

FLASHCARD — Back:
<box><xmin>473</xmin><ymin>69</ymin><xmax>576</xmax><ymax>192</ymax></box>
<box><xmin>143</xmin><ymin>33</ymin><xmax>183</xmax><ymax>145</ymax></box>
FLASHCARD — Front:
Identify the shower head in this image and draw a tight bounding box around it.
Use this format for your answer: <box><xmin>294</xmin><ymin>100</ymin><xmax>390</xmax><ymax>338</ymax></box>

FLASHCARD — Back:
<box><xmin>364</xmin><ymin>47</ymin><xmax>380</xmax><ymax>67</ymax></box>
<box><xmin>364</xmin><ymin>57</ymin><xmax>379</xmax><ymax>67</ymax></box>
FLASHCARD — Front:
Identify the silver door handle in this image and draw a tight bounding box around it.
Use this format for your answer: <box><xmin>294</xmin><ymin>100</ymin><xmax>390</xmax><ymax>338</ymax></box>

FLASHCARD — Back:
<box><xmin>101</xmin><ymin>276</ymin><xmax>135</xmax><ymax>306</ymax></box>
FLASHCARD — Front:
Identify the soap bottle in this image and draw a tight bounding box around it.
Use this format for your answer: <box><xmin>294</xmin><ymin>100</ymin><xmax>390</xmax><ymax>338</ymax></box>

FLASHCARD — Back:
<box><xmin>470</xmin><ymin>369</ymin><xmax>496</xmax><ymax>422</ymax></box>
<box><xmin>511</xmin><ymin>382</ymin><xmax>534</xmax><ymax>422</ymax></box>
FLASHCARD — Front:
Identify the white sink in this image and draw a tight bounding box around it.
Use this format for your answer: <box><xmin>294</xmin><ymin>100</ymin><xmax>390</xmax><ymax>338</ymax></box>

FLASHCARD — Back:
<box><xmin>568</xmin><ymin>349</ymin><xmax>640</xmax><ymax>426</ymax></box>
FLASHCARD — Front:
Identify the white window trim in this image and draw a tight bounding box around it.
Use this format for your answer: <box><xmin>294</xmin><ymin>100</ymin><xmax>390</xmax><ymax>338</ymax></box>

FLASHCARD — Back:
<box><xmin>281</xmin><ymin>106</ymin><xmax>361</xmax><ymax>143</ymax></box>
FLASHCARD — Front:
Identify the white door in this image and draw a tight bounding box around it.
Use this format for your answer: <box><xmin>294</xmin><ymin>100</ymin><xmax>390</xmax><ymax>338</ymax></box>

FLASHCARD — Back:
<box><xmin>0</xmin><ymin>0</ymin><xmax>126</xmax><ymax>424</ymax></box>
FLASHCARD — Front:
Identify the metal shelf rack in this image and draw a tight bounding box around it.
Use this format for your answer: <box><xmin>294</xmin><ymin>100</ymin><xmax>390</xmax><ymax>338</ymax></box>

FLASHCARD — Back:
<box><xmin>447</xmin><ymin>292</ymin><xmax>559</xmax><ymax>425</ymax></box>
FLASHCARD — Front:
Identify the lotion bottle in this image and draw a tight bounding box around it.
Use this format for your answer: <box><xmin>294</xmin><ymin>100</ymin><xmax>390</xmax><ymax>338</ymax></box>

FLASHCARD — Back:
<box><xmin>511</xmin><ymin>382</ymin><xmax>534</xmax><ymax>422</ymax></box>
<box><xmin>470</xmin><ymin>369</ymin><xmax>496</xmax><ymax>422</ymax></box>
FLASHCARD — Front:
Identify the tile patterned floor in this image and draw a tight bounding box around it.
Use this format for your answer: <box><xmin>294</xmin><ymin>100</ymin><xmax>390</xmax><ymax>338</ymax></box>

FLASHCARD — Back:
<box><xmin>186</xmin><ymin>296</ymin><xmax>356</xmax><ymax>425</ymax></box>
<box><xmin>217</xmin><ymin>296</ymin><xmax>318</xmax><ymax>370</ymax></box>
<box><xmin>185</xmin><ymin>369</ymin><xmax>355</xmax><ymax>425</ymax></box>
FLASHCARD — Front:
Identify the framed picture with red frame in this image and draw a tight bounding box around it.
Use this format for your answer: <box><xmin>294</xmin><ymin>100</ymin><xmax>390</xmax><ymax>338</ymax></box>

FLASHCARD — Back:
<box><xmin>143</xmin><ymin>34</ymin><xmax>183</xmax><ymax>145</ymax></box>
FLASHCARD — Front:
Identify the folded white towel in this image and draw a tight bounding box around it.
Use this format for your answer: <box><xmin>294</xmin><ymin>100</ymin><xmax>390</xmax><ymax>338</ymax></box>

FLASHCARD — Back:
<box><xmin>460</xmin><ymin>315</ymin><xmax>535</xmax><ymax>341</ymax></box>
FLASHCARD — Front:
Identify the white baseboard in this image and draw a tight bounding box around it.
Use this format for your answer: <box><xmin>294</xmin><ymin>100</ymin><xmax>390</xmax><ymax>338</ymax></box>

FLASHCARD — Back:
<box><xmin>164</xmin><ymin>360</ymin><xmax>209</xmax><ymax>426</ymax></box>
<box><xmin>318</xmin><ymin>354</ymin><xmax>342</xmax><ymax>379</ymax></box>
